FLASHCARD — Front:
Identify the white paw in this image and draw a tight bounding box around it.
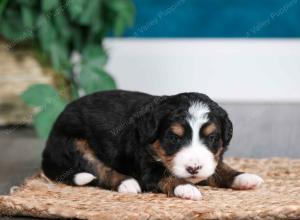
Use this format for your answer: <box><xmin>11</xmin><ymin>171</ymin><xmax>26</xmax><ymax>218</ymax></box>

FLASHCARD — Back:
<box><xmin>74</xmin><ymin>172</ymin><xmax>96</xmax><ymax>185</ymax></box>
<box><xmin>232</xmin><ymin>173</ymin><xmax>264</xmax><ymax>190</ymax></box>
<box><xmin>118</xmin><ymin>178</ymin><xmax>141</xmax><ymax>194</ymax></box>
<box><xmin>174</xmin><ymin>184</ymin><xmax>202</xmax><ymax>201</ymax></box>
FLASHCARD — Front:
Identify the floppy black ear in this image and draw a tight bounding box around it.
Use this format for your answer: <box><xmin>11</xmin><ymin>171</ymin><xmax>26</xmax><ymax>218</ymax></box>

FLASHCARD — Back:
<box><xmin>210</xmin><ymin>102</ymin><xmax>233</xmax><ymax>147</ymax></box>
<box><xmin>221</xmin><ymin>113</ymin><xmax>233</xmax><ymax>147</ymax></box>
<box><xmin>137</xmin><ymin>111</ymin><xmax>160</xmax><ymax>144</ymax></box>
<box><xmin>136</xmin><ymin>97</ymin><xmax>170</xmax><ymax>144</ymax></box>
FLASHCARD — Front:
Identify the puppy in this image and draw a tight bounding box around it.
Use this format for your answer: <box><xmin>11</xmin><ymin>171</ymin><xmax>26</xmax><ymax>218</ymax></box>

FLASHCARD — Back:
<box><xmin>42</xmin><ymin>90</ymin><xmax>263</xmax><ymax>200</ymax></box>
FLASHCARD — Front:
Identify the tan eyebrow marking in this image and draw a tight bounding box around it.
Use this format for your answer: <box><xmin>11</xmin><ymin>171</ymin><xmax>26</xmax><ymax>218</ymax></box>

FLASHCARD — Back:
<box><xmin>170</xmin><ymin>122</ymin><xmax>185</xmax><ymax>137</ymax></box>
<box><xmin>203</xmin><ymin>123</ymin><xmax>217</xmax><ymax>136</ymax></box>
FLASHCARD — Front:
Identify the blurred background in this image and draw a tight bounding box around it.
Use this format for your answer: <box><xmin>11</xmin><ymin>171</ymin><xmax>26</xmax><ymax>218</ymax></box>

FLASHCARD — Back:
<box><xmin>0</xmin><ymin>0</ymin><xmax>299</xmax><ymax>196</ymax></box>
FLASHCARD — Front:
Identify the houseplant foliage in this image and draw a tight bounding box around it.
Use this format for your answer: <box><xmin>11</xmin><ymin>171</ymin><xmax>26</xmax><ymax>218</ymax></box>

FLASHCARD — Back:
<box><xmin>0</xmin><ymin>0</ymin><xmax>134</xmax><ymax>138</ymax></box>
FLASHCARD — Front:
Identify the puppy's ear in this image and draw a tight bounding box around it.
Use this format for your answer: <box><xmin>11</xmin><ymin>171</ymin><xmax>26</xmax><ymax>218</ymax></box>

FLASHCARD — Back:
<box><xmin>221</xmin><ymin>113</ymin><xmax>233</xmax><ymax>147</ymax></box>
<box><xmin>137</xmin><ymin>111</ymin><xmax>160</xmax><ymax>144</ymax></box>
<box><xmin>210</xmin><ymin>103</ymin><xmax>233</xmax><ymax>147</ymax></box>
<box><xmin>136</xmin><ymin>97</ymin><xmax>169</xmax><ymax>144</ymax></box>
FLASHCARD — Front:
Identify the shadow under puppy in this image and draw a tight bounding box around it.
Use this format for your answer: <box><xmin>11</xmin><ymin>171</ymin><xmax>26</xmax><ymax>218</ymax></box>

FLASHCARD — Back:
<box><xmin>42</xmin><ymin>90</ymin><xmax>263</xmax><ymax>200</ymax></box>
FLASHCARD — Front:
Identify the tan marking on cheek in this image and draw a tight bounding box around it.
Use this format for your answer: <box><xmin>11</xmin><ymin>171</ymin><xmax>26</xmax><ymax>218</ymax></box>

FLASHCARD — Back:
<box><xmin>75</xmin><ymin>139</ymin><xmax>127</xmax><ymax>189</ymax></box>
<box><xmin>152</xmin><ymin>140</ymin><xmax>176</xmax><ymax>170</ymax></box>
<box><xmin>170</xmin><ymin>122</ymin><xmax>185</xmax><ymax>137</ymax></box>
<box><xmin>203</xmin><ymin>123</ymin><xmax>217</xmax><ymax>136</ymax></box>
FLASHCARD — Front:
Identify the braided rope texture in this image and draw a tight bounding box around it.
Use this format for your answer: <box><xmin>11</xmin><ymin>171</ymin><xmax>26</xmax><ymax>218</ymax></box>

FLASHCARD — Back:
<box><xmin>0</xmin><ymin>158</ymin><xmax>300</xmax><ymax>219</ymax></box>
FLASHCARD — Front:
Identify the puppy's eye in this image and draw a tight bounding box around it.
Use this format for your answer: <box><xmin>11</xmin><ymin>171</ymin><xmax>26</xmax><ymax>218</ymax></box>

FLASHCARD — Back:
<box><xmin>208</xmin><ymin>133</ymin><xmax>217</xmax><ymax>142</ymax></box>
<box><xmin>169</xmin><ymin>134</ymin><xmax>180</xmax><ymax>143</ymax></box>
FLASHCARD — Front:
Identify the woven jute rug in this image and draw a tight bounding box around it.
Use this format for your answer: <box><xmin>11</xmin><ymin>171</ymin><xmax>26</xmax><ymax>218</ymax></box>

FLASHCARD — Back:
<box><xmin>0</xmin><ymin>158</ymin><xmax>300</xmax><ymax>220</ymax></box>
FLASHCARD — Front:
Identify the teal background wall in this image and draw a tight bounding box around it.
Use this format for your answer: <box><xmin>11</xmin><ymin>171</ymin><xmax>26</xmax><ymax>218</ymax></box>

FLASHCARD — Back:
<box><xmin>125</xmin><ymin>0</ymin><xmax>300</xmax><ymax>37</ymax></box>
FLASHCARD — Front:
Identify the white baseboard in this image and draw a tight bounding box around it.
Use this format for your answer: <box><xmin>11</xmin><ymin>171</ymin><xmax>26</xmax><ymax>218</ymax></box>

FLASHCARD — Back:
<box><xmin>104</xmin><ymin>38</ymin><xmax>300</xmax><ymax>103</ymax></box>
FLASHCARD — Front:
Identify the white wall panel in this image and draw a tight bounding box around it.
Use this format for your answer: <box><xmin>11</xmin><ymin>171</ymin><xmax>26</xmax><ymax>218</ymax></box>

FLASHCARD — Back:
<box><xmin>105</xmin><ymin>39</ymin><xmax>300</xmax><ymax>102</ymax></box>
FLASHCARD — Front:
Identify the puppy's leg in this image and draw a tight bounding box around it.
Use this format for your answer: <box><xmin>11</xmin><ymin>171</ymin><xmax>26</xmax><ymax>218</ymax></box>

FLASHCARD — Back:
<box><xmin>75</xmin><ymin>139</ymin><xmax>141</xmax><ymax>193</ymax></box>
<box><xmin>159</xmin><ymin>176</ymin><xmax>202</xmax><ymax>200</ymax></box>
<box><xmin>118</xmin><ymin>178</ymin><xmax>141</xmax><ymax>194</ymax></box>
<box><xmin>74</xmin><ymin>172</ymin><xmax>97</xmax><ymax>185</ymax></box>
<box><xmin>231</xmin><ymin>173</ymin><xmax>264</xmax><ymax>190</ymax></box>
<box><xmin>204</xmin><ymin>162</ymin><xmax>263</xmax><ymax>190</ymax></box>
<box><xmin>142</xmin><ymin>167</ymin><xmax>201</xmax><ymax>200</ymax></box>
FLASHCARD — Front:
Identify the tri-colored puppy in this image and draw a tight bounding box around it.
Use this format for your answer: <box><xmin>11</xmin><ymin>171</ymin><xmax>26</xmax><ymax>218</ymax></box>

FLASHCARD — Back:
<box><xmin>42</xmin><ymin>90</ymin><xmax>263</xmax><ymax>200</ymax></box>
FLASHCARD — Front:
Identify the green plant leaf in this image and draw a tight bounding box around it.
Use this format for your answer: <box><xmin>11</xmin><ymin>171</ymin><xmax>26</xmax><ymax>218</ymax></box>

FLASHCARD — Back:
<box><xmin>106</xmin><ymin>0</ymin><xmax>135</xmax><ymax>35</ymax></box>
<box><xmin>22</xmin><ymin>83</ymin><xmax>67</xmax><ymax>139</ymax></box>
<box><xmin>42</xmin><ymin>0</ymin><xmax>60</xmax><ymax>12</ymax></box>
<box><xmin>53</xmin><ymin>13</ymin><xmax>71</xmax><ymax>41</ymax></box>
<box><xmin>33</xmin><ymin>102</ymin><xmax>65</xmax><ymax>139</ymax></box>
<box><xmin>21</xmin><ymin>6</ymin><xmax>35</xmax><ymax>28</ymax></box>
<box><xmin>0</xmin><ymin>0</ymin><xmax>8</xmax><ymax>20</ymax></box>
<box><xmin>0</xmin><ymin>18</ymin><xmax>18</xmax><ymax>40</ymax></box>
<box><xmin>2</xmin><ymin>0</ymin><xmax>135</xmax><ymax>140</ymax></box>
<box><xmin>82</xmin><ymin>45</ymin><xmax>108</xmax><ymax>71</ymax></box>
<box><xmin>71</xmin><ymin>28</ymin><xmax>83</xmax><ymax>50</ymax></box>
<box><xmin>21</xmin><ymin>84</ymin><xmax>64</xmax><ymax>107</ymax></box>
<box><xmin>0</xmin><ymin>9</ymin><xmax>24</xmax><ymax>41</ymax></box>
<box><xmin>79</xmin><ymin>0</ymin><xmax>101</xmax><ymax>25</ymax></box>
<box><xmin>67</xmin><ymin>0</ymin><xmax>86</xmax><ymax>20</ymax></box>
<box><xmin>37</xmin><ymin>15</ymin><xmax>56</xmax><ymax>52</ymax></box>
<box><xmin>113</xmin><ymin>16</ymin><xmax>127</xmax><ymax>36</ymax></box>
<box><xmin>21</xmin><ymin>83</ymin><xmax>67</xmax><ymax>139</ymax></box>
<box><xmin>50</xmin><ymin>41</ymin><xmax>70</xmax><ymax>71</ymax></box>
<box><xmin>16</xmin><ymin>0</ymin><xmax>38</xmax><ymax>7</ymax></box>
<box><xmin>71</xmin><ymin>83</ymin><xmax>80</xmax><ymax>100</ymax></box>
<box><xmin>78</xmin><ymin>69</ymin><xmax>116</xmax><ymax>94</ymax></box>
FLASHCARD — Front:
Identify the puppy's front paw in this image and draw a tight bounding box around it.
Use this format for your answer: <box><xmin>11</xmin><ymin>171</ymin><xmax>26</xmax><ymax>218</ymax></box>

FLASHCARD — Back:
<box><xmin>232</xmin><ymin>173</ymin><xmax>264</xmax><ymax>190</ymax></box>
<box><xmin>174</xmin><ymin>184</ymin><xmax>202</xmax><ymax>200</ymax></box>
<box><xmin>118</xmin><ymin>178</ymin><xmax>141</xmax><ymax>194</ymax></box>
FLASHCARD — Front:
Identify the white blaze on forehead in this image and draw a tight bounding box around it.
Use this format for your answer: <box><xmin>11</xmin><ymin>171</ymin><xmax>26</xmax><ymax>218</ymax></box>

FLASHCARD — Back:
<box><xmin>188</xmin><ymin>102</ymin><xmax>210</xmax><ymax>137</ymax></box>
<box><xmin>172</xmin><ymin>102</ymin><xmax>216</xmax><ymax>181</ymax></box>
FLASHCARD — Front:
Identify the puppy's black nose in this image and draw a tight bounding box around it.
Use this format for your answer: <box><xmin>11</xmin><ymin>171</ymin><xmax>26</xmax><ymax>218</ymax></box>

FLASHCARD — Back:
<box><xmin>186</xmin><ymin>166</ymin><xmax>201</xmax><ymax>175</ymax></box>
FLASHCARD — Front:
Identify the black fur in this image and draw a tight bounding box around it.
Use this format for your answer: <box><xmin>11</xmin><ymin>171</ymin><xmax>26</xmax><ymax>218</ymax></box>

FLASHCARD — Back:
<box><xmin>42</xmin><ymin>90</ymin><xmax>236</xmax><ymax>192</ymax></box>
